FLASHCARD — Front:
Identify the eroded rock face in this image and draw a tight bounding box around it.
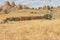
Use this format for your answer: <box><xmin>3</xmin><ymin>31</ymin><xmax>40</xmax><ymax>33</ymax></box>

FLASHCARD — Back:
<box><xmin>11</xmin><ymin>2</ymin><xmax>16</xmax><ymax>7</ymax></box>
<box><xmin>0</xmin><ymin>1</ymin><xmax>30</xmax><ymax>13</ymax></box>
<box><xmin>22</xmin><ymin>5</ymin><xmax>29</xmax><ymax>9</ymax></box>
<box><xmin>2</xmin><ymin>1</ymin><xmax>11</xmax><ymax>13</ymax></box>
<box><xmin>16</xmin><ymin>4</ymin><xmax>22</xmax><ymax>10</ymax></box>
<box><xmin>43</xmin><ymin>5</ymin><xmax>50</xmax><ymax>10</ymax></box>
<box><xmin>0</xmin><ymin>7</ymin><xmax>2</xmax><ymax>11</ymax></box>
<box><xmin>3</xmin><ymin>1</ymin><xmax>11</xmax><ymax>10</ymax></box>
<box><xmin>16</xmin><ymin>5</ymin><xmax>29</xmax><ymax>9</ymax></box>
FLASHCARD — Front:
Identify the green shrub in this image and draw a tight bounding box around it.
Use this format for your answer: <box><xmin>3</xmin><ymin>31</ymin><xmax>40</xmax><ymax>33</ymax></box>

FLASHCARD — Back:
<box><xmin>44</xmin><ymin>14</ymin><xmax>52</xmax><ymax>20</ymax></box>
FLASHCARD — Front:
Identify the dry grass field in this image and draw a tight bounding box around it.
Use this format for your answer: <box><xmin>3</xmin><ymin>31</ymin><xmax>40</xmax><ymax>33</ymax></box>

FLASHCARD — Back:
<box><xmin>0</xmin><ymin>1</ymin><xmax>60</xmax><ymax>40</ymax></box>
<box><xmin>0</xmin><ymin>9</ymin><xmax>60</xmax><ymax>40</ymax></box>
<box><xmin>0</xmin><ymin>19</ymin><xmax>60</xmax><ymax>40</ymax></box>
<box><xmin>0</xmin><ymin>9</ymin><xmax>46</xmax><ymax>21</ymax></box>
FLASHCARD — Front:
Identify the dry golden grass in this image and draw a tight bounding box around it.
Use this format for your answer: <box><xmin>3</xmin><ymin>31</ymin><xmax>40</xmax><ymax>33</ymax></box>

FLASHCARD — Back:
<box><xmin>0</xmin><ymin>19</ymin><xmax>60</xmax><ymax>40</ymax></box>
<box><xmin>0</xmin><ymin>9</ymin><xmax>46</xmax><ymax>22</ymax></box>
<box><xmin>0</xmin><ymin>9</ymin><xmax>60</xmax><ymax>40</ymax></box>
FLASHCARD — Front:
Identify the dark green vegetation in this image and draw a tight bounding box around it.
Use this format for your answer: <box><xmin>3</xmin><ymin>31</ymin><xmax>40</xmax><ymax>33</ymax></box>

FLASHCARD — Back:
<box><xmin>44</xmin><ymin>14</ymin><xmax>52</xmax><ymax>20</ymax></box>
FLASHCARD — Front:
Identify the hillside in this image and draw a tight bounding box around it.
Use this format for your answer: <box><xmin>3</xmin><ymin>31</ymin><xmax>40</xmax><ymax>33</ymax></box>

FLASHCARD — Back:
<box><xmin>0</xmin><ymin>1</ymin><xmax>60</xmax><ymax>40</ymax></box>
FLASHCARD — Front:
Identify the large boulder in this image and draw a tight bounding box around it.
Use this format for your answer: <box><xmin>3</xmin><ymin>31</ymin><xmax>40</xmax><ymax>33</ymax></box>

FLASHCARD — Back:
<box><xmin>3</xmin><ymin>1</ymin><xmax>11</xmax><ymax>10</ymax></box>
<box><xmin>16</xmin><ymin>4</ymin><xmax>29</xmax><ymax>10</ymax></box>
<box><xmin>2</xmin><ymin>1</ymin><xmax>11</xmax><ymax>13</ymax></box>
<box><xmin>21</xmin><ymin>5</ymin><xmax>29</xmax><ymax>9</ymax></box>
<box><xmin>11</xmin><ymin>2</ymin><xmax>16</xmax><ymax>7</ymax></box>
<box><xmin>43</xmin><ymin>5</ymin><xmax>50</xmax><ymax>10</ymax></box>
<box><xmin>16</xmin><ymin>4</ymin><xmax>22</xmax><ymax>10</ymax></box>
<box><xmin>0</xmin><ymin>7</ymin><xmax>2</xmax><ymax>11</ymax></box>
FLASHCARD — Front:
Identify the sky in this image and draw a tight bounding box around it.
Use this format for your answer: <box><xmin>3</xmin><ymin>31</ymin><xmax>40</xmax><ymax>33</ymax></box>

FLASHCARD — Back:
<box><xmin>0</xmin><ymin>0</ymin><xmax>60</xmax><ymax>8</ymax></box>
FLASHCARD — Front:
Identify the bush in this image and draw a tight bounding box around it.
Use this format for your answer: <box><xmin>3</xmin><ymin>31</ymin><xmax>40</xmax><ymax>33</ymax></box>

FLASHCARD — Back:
<box><xmin>44</xmin><ymin>14</ymin><xmax>52</xmax><ymax>20</ymax></box>
<box><xmin>31</xmin><ymin>12</ymin><xmax>33</xmax><ymax>14</ymax></box>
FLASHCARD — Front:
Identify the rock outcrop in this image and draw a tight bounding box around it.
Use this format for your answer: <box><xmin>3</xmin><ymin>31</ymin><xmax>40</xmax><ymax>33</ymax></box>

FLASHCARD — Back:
<box><xmin>3</xmin><ymin>1</ymin><xmax>11</xmax><ymax>10</ymax></box>
<box><xmin>0</xmin><ymin>7</ymin><xmax>2</xmax><ymax>11</ymax></box>
<box><xmin>16</xmin><ymin>4</ymin><xmax>22</xmax><ymax>10</ymax></box>
<box><xmin>43</xmin><ymin>5</ymin><xmax>50</xmax><ymax>10</ymax></box>
<box><xmin>2</xmin><ymin>1</ymin><xmax>11</xmax><ymax>14</ymax></box>
<box><xmin>22</xmin><ymin>5</ymin><xmax>29</xmax><ymax>9</ymax></box>
<box><xmin>11</xmin><ymin>2</ymin><xmax>15</xmax><ymax>7</ymax></box>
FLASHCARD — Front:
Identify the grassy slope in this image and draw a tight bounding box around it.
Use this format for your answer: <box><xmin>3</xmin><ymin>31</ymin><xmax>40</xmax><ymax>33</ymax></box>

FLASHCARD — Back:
<box><xmin>0</xmin><ymin>9</ymin><xmax>60</xmax><ymax>40</ymax></box>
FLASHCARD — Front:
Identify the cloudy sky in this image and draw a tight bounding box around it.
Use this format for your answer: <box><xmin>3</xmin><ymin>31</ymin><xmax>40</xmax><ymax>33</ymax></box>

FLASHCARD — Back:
<box><xmin>0</xmin><ymin>0</ymin><xmax>60</xmax><ymax>8</ymax></box>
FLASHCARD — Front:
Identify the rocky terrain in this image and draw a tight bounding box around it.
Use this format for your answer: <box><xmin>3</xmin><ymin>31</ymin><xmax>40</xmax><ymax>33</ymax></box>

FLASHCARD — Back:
<box><xmin>0</xmin><ymin>1</ymin><xmax>60</xmax><ymax>14</ymax></box>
